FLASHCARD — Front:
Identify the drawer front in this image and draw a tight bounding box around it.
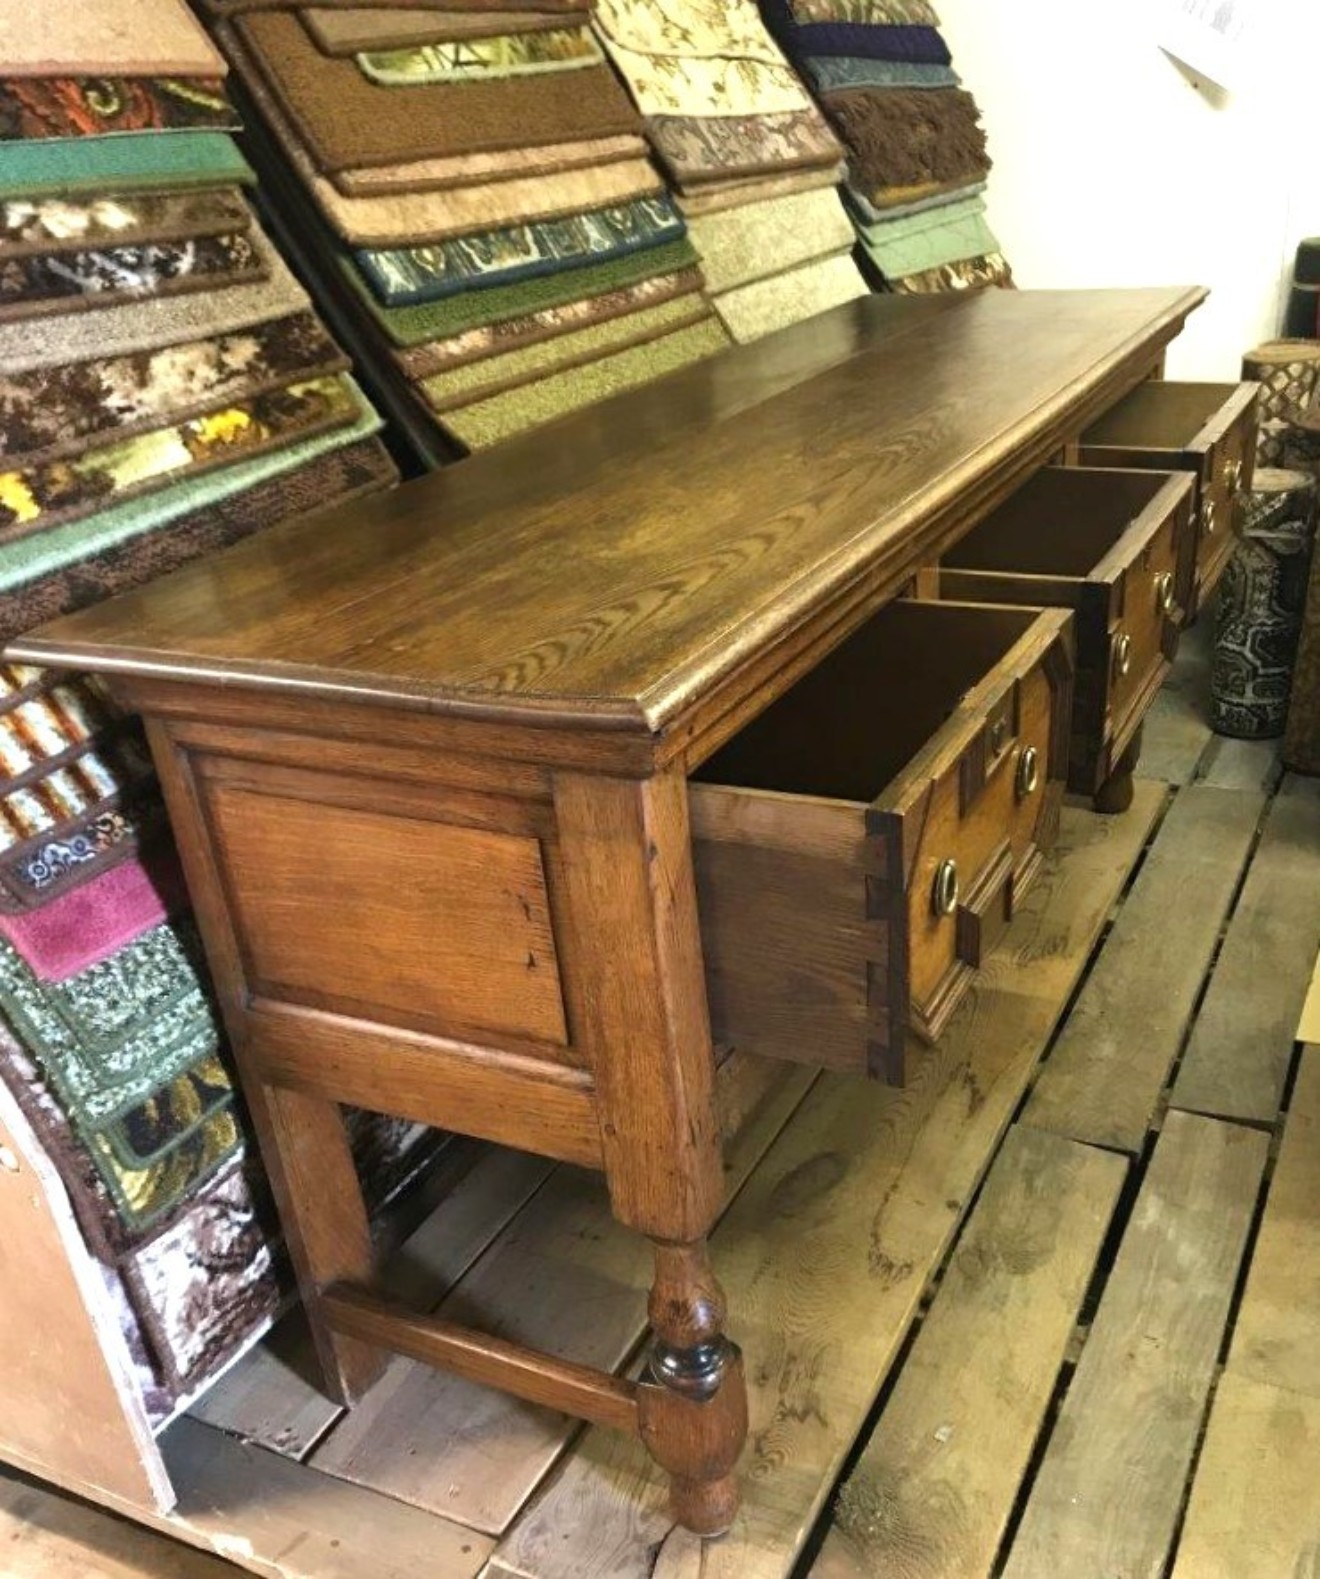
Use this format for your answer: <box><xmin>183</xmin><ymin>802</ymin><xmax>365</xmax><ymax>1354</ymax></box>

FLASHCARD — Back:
<box><xmin>936</xmin><ymin>466</ymin><xmax>1194</xmax><ymax>794</ymax></box>
<box><xmin>1073</xmin><ymin>380</ymin><xmax>1260</xmax><ymax>614</ymax></box>
<box><xmin>1196</xmin><ymin>400</ymin><xmax>1258</xmax><ymax>604</ymax></box>
<box><xmin>871</xmin><ymin>616</ymin><xmax>1072</xmax><ymax>1047</ymax></box>
<box><xmin>1102</xmin><ymin>487</ymin><xmax>1186</xmax><ymax>746</ymax></box>
<box><xmin>691</xmin><ymin>601</ymin><xmax>1073</xmax><ymax>1085</ymax></box>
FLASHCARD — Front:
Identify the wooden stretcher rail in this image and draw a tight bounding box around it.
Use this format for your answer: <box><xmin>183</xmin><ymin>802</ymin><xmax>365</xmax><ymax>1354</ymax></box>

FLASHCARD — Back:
<box><xmin>323</xmin><ymin>1286</ymin><xmax>641</xmax><ymax>1435</ymax></box>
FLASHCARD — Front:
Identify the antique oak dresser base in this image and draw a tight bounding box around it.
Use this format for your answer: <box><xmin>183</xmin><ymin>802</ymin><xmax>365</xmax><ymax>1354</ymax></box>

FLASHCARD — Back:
<box><xmin>10</xmin><ymin>290</ymin><xmax>1219</xmax><ymax>1535</ymax></box>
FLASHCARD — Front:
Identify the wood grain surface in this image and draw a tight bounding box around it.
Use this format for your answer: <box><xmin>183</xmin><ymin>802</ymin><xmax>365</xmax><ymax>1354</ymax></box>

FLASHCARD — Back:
<box><xmin>9</xmin><ymin>290</ymin><xmax>1202</xmax><ymax>750</ymax></box>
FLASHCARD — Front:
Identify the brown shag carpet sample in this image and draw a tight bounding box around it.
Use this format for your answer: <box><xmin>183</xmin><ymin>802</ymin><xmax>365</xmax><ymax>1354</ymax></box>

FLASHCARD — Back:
<box><xmin>823</xmin><ymin>86</ymin><xmax>989</xmax><ymax>198</ymax></box>
<box><xmin>235</xmin><ymin>9</ymin><xmax>637</xmax><ymax>170</ymax></box>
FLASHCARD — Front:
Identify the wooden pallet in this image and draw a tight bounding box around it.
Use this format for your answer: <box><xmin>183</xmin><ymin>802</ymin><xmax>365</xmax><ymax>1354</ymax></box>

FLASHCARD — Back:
<box><xmin>6</xmin><ymin>652</ymin><xmax>1319</xmax><ymax>1579</ymax></box>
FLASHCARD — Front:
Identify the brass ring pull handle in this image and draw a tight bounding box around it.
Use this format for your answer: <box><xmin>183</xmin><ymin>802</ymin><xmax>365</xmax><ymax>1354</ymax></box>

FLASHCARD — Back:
<box><xmin>1224</xmin><ymin>457</ymin><xmax>1243</xmax><ymax>493</ymax></box>
<box><xmin>1203</xmin><ymin>497</ymin><xmax>1217</xmax><ymax>536</ymax></box>
<box><xmin>1016</xmin><ymin>745</ymin><xmax>1040</xmax><ymax>800</ymax></box>
<box><xmin>1155</xmin><ymin>571</ymin><xmax>1175</xmax><ymax>615</ymax></box>
<box><xmin>1113</xmin><ymin>632</ymin><xmax>1133</xmax><ymax>679</ymax></box>
<box><xmin>932</xmin><ymin>859</ymin><xmax>960</xmax><ymax>917</ymax></box>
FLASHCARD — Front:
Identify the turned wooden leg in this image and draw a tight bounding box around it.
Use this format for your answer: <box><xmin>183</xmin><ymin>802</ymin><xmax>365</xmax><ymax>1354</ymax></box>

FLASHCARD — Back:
<box><xmin>637</xmin><ymin>1240</ymin><xmax>748</xmax><ymax>1537</ymax></box>
<box><xmin>1093</xmin><ymin>723</ymin><xmax>1144</xmax><ymax>815</ymax></box>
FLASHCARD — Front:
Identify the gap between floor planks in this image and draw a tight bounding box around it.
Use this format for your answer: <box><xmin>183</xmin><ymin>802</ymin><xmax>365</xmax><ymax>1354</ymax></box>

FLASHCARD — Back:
<box><xmin>812</xmin><ymin>769</ymin><xmax>1315</xmax><ymax>1579</ymax></box>
<box><xmin>1021</xmin><ymin>780</ymin><xmax>1266</xmax><ymax>1153</ymax></box>
<box><xmin>1167</xmin><ymin>1041</ymin><xmax>1320</xmax><ymax>1579</ymax></box>
<box><xmin>1170</xmin><ymin>775</ymin><xmax>1320</xmax><ymax>1125</ymax></box>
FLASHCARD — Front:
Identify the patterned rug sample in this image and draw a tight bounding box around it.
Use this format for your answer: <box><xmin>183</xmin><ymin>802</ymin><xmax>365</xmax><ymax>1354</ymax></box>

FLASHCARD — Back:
<box><xmin>438</xmin><ymin>312</ymin><xmax>731</xmax><ymax>448</ymax></box>
<box><xmin>0</xmin><ymin>372</ymin><xmax>361</xmax><ymax>542</ymax></box>
<box><xmin>354</xmin><ymin>192</ymin><xmax>684</xmax><ymax>305</ymax></box>
<box><xmin>357</xmin><ymin>26</ymin><xmax>604</xmax><ymax>85</ymax></box>
<box><xmin>0</xmin><ymin>230</ymin><xmax>266</xmax><ymax>320</ymax></box>
<box><xmin>345</xmin><ymin>231</ymin><xmax>700</xmax><ymax>344</ymax></box>
<box><xmin>420</xmin><ymin>290</ymin><xmax>712</xmax><ymax>409</ymax></box>
<box><xmin>0</xmin><ymin>187</ymin><xmax>252</xmax><ymax>259</ymax></box>
<box><xmin>396</xmin><ymin>263</ymin><xmax>703</xmax><ymax>377</ymax></box>
<box><xmin>0</xmin><ymin>388</ymin><xmax>384</xmax><ymax>608</ymax></box>
<box><xmin>0</xmin><ymin>76</ymin><xmax>238</xmax><ymax>140</ymax></box>
<box><xmin>0</xmin><ymin>432</ymin><xmax>397</xmax><ymax>640</ymax></box>
<box><xmin>0</xmin><ymin>224</ymin><xmax>310</xmax><ymax>374</ymax></box>
<box><xmin>303</xmin><ymin>6</ymin><xmax>581</xmax><ymax>54</ymax></box>
<box><xmin>0</xmin><ymin>310</ymin><xmax>346</xmax><ymax>465</ymax></box>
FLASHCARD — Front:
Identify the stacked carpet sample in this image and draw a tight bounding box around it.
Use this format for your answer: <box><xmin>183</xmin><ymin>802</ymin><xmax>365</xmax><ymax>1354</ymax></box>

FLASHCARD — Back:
<box><xmin>592</xmin><ymin>0</ymin><xmax>868</xmax><ymax>342</ymax></box>
<box><xmin>201</xmin><ymin>0</ymin><xmax>735</xmax><ymax>455</ymax></box>
<box><xmin>0</xmin><ymin>0</ymin><xmax>431</xmax><ymax>1421</ymax></box>
<box><xmin>759</xmin><ymin>0</ymin><xmax>1010</xmax><ymax>292</ymax></box>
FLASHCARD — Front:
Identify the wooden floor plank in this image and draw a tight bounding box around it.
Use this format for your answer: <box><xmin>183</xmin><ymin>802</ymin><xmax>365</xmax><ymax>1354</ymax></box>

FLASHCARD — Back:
<box><xmin>1002</xmin><ymin>1111</ymin><xmax>1269</xmax><ymax>1579</ymax></box>
<box><xmin>1171</xmin><ymin>1371</ymin><xmax>1320</xmax><ymax>1579</ymax></box>
<box><xmin>808</xmin><ymin>1127</ymin><xmax>1126</xmax><ymax>1579</ymax></box>
<box><xmin>192</xmin><ymin>1146</ymin><xmax>555</xmax><ymax>1458</ymax></box>
<box><xmin>1137</xmin><ymin>620</ymin><xmax>1212</xmax><ymax>786</ymax></box>
<box><xmin>308</xmin><ymin>1065</ymin><xmax>816</xmax><ymax>1534</ymax></box>
<box><xmin>1228</xmin><ymin>1045</ymin><xmax>1320</xmax><ymax>1398</ymax></box>
<box><xmin>1171</xmin><ymin>776</ymin><xmax>1320</xmax><ymax>1124</ymax></box>
<box><xmin>1023</xmin><ymin>784</ymin><xmax>1263</xmax><ymax>1153</ymax></box>
<box><xmin>0</xmin><ymin>1469</ymin><xmax>234</xmax><ymax>1579</ymax></box>
<box><xmin>487</xmin><ymin>790</ymin><xmax>1164</xmax><ymax>1579</ymax></box>
<box><xmin>161</xmin><ymin>1416</ymin><xmax>493</xmax><ymax>1579</ymax></box>
<box><xmin>1193</xmin><ymin>733</ymin><xmax>1283</xmax><ymax>793</ymax></box>
<box><xmin>1301</xmin><ymin>964</ymin><xmax>1320</xmax><ymax>1043</ymax></box>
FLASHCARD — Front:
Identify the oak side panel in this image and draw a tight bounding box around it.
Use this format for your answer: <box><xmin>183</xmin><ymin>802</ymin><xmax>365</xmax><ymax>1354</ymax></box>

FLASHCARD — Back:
<box><xmin>203</xmin><ymin>777</ymin><xmax>570</xmax><ymax>1051</ymax></box>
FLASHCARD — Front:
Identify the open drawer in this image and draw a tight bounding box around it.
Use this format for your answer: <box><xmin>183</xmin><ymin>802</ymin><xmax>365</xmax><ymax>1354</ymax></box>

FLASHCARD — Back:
<box><xmin>937</xmin><ymin>466</ymin><xmax>1195</xmax><ymax>801</ymax></box>
<box><xmin>689</xmin><ymin>599</ymin><xmax>1074</xmax><ymax>1085</ymax></box>
<box><xmin>1073</xmin><ymin>380</ymin><xmax>1259</xmax><ymax>613</ymax></box>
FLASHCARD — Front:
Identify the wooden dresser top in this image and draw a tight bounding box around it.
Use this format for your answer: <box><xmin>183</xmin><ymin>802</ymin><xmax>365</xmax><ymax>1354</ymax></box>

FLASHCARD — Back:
<box><xmin>9</xmin><ymin>287</ymin><xmax>1204</xmax><ymax>756</ymax></box>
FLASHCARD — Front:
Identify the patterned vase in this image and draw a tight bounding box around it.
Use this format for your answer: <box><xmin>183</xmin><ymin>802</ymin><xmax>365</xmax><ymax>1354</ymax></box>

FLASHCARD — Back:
<box><xmin>1211</xmin><ymin>468</ymin><xmax>1318</xmax><ymax>738</ymax></box>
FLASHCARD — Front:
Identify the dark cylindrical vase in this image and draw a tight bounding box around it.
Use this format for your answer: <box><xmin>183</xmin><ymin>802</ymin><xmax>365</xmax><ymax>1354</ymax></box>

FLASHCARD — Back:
<box><xmin>1211</xmin><ymin>468</ymin><xmax>1318</xmax><ymax>738</ymax></box>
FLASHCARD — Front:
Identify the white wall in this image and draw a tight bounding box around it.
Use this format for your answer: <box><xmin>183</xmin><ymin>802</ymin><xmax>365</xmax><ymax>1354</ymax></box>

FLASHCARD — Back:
<box><xmin>939</xmin><ymin>0</ymin><xmax>1320</xmax><ymax>379</ymax></box>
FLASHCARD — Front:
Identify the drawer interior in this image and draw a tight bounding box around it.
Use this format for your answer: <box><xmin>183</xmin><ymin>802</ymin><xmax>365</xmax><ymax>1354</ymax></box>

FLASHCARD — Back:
<box><xmin>944</xmin><ymin>467</ymin><xmax>1175</xmax><ymax>579</ymax></box>
<box><xmin>693</xmin><ymin>599</ymin><xmax>1045</xmax><ymax>804</ymax></box>
<box><xmin>1080</xmin><ymin>381</ymin><xmax>1241</xmax><ymax>449</ymax></box>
